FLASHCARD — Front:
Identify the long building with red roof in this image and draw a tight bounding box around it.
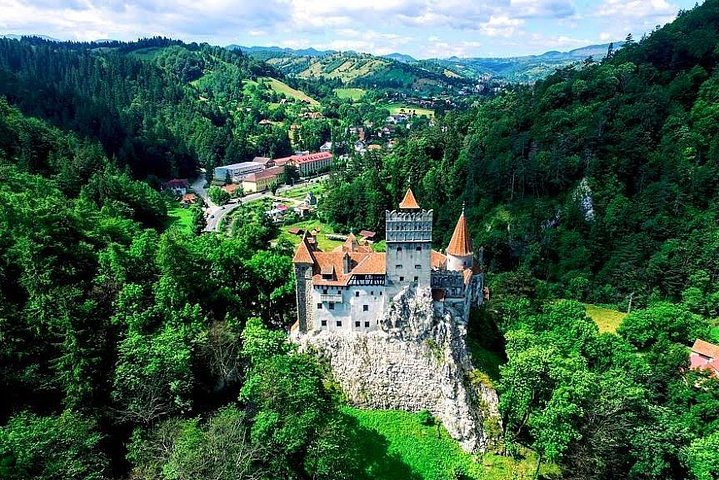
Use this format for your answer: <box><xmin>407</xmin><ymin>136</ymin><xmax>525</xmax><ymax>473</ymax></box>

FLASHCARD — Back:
<box><xmin>273</xmin><ymin>151</ymin><xmax>333</xmax><ymax>176</ymax></box>
<box><xmin>292</xmin><ymin>189</ymin><xmax>484</xmax><ymax>333</ymax></box>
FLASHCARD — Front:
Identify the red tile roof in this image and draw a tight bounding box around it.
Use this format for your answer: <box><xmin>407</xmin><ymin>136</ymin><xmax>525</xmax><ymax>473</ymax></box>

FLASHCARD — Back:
<box><xmin>399</xmin><ymin>188</ymin><xmax>420</xmax><ymax>209</ymax></box>
<box><xmin>359</xmin><ymin>230</ymin><xmax>376</xmax><ymax>239</ymax></box>
<box><xmin>244</xmin><ymin>166</ymin><xmax>284</xmax><ymax>183</ymax></box>
<box><xmin>272</xmin><ymin>152</ymin><xmax>333</xmax><ymax>167</ymax></box>
<box><xmin>447</xmin><ymin>210</ymin><xmax>472</xmax><ymax>257</ymax></box>
<box><xmin>463</xmin><ymin>268</ymin><xmax>473</xmax><ymax>285</ymax></box>
<box><xmin>164</xmin><ymin>179</ymin><xmax>189</xmax><ymax>187</ymax></box>
<box><xmin>692</xmin><ymin>339</ymin><xmax>719</xmax><ymax>359</ymax></box>
<box><xmin>293</xmin><ymin>234</ymin><xmax>315</xmax><ymax>264</ymax></box>
<box><xmin>311</xmin><ymin>251</ymin><xmax>384</xmax><ymax>286</ymax></box>
<box><xmin>222</xmin><ymin>184</ymin><xmax>241</xmax><ymax>194</ymax></box>
<box><xmin>181</xmin><ymin>193</ymin><xmax>197</xmax><ymax>204</ymax></box>
<box><xmin>431</xmin><ymin>250</ymin><xmax>447</xmax><ymax>269</ymax></box>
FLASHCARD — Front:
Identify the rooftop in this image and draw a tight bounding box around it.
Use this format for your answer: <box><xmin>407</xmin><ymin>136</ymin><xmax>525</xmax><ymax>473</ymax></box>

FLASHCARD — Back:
<box><xmin>399</xmin><ymin>188</ymin><xmax>420</xmax><ymax>210</ymax></box>
<box><xmin>692</xmin><ymin>339</ymin><xmax>719</xmax><ymax>359</ymax></box>
<box><xmin>447</xmin><ymin>209</ymin><xmax>472</xmax><ymax>257</ymax></box>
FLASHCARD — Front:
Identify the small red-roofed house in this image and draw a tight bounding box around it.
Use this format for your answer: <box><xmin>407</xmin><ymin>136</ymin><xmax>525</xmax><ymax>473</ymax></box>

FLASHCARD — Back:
<box><xmin>690</xmin><ymin>339</ymin><xmax>719</xmax><ymax>377</ymax></box>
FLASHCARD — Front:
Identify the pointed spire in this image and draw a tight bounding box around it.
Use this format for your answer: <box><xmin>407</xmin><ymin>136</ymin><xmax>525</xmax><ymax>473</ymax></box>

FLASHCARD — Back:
<box><xmin>447</xmin><ymin>208</ymin><xmax>472</xmax><ymax>257</ymax></box>
<box><xmin>343</xmin><ymin>232</ymin><xmax>359</xmax><ymax>252</ymax></box>
<box><xmin>293</xmin><ymin>233</ymin><xmax>315</xmax><ymax>264</ymax></box>
<box><xmin>399</xmin><ymin>188</ymin><xmax>420</xmax><ymax>210</ymax></box>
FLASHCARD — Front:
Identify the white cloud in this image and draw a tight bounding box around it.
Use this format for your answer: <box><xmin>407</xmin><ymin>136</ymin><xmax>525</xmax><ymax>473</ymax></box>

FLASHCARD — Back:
<box><xmin>596</xmin><ymin>0</ymin><xmax>676</xmax><ymax>19</ymax></box>
<box><xmin>480</xmin><ymin>16</ymin><xmax>524</xmax><ymax>37</ymax></box>
<box><xmin>0</xmin><ymin>0</ymin><xmax>691</xmax><ymax>57</ymax></box>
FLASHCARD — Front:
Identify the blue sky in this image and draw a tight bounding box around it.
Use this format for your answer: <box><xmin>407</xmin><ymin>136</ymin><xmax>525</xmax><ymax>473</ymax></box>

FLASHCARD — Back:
<box><xmin>0</xmin><ymin>0</ymin><xmax>700</xmax><ymax>58</ymax></box>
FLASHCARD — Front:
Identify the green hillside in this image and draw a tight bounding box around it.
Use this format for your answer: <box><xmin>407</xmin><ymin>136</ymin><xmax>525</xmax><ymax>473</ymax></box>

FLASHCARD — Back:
<box><xmin>261</xmin><ymin>51</ymin><xmax>475</xmax><ymax>94</ymax></box>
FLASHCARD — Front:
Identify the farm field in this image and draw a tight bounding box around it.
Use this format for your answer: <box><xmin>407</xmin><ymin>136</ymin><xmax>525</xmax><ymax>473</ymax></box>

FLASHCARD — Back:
<box><xmin>334</xmin><ymin>87</ymin><xmax>366</xmax><ymax>100</ymax></box>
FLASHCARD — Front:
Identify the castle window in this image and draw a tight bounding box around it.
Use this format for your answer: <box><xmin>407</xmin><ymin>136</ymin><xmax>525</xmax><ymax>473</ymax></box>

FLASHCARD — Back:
<box><xmin>415</xmin><ymin>264</ymin><xmax>421</xmax><ymax>269</ymax></box>
<box><xmin>414</xmin><ymin>276</ymin><xmax>419</xmax><ymax>282</ymax></box>
<box><xmin>396</xmin><ymin>264</ymin><xmax>403</xmax><ymax>269</ymax></box>
<box><xmin>323</xmin><ymin>288</ymin><xmax>328</xmax><ymax>294</ymax></box>
<box><xmin>363</xmin><ymin>305</ymin><xmax>369</xmax><ymax>311</ymax></box>
<box><xmin>355</xmin><ymin>291</ymin><xmax>359</xmax><ymax>297</ymax></box>
<box><xmin>329</xmin><ymin>302</ymin><xmax>335</xmax><ymax>310</ymax></box>
<box><xmin>416</xmin><ymin>246</ymin><xmax>422</xmax><ymax>251</ymax></box>
<box><xmin>355</xmin><ymin>321</ymin><xmax>360</xmax><ymax>327</ymax></box>
<box><xmin>397</xmin><ymin>247</ymin><xmax>402</xmax><ymax>252</ymax></box>
<box><xmin>380</xmin><ymin>291</ymin><xmax>383</xmax><ymax>296</ymax></box>
<box><xmin>336</xmin><ymin>321</ymin><xmax>342</xmax><ymax>327</ymax></box>
<box><xmin>365</xmin><ymin>321</ymin><xmax>370</xmax><ymax>328</ymax></box>
<box><xmin>399</xmin><ymin>276</ymin><xmax>404</xmax><ymax>281</ymax></box>
<box><xmin>317</xmin><ymin>303</ymin><xmax>322</xmax><ymax>309</ymax></box>
<box><xmin>371</xmin><ymin>291</ymin><xmax>374</xmax><ymax>295</ymax></box>
<box><xmin>321</xmin><ymin>320</ymin><xmax>327</xmax><ymax>326</ymax></box>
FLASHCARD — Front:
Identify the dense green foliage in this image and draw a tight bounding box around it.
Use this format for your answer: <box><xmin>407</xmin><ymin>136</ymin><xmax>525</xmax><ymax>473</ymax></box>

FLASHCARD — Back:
<box><xmin>486</xmin><ymin>294</ymin><xmax>718</xmax><ymax>480</ymax></box>
<box><xmin>0</xmin><ymin>37</ymin><xmax>294</xmax><ymax>178</ymax></box>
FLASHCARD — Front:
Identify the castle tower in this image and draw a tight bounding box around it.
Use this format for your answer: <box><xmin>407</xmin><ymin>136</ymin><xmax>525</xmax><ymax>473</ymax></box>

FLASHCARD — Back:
<box><xmin>385</xmin><ymin>188</ymin><xmax>433</xmax><ymax>303</ymax></box>
<box><xmin>293</xmin><ymin>234</ymin><xmax>315</xmax><ymax>332</ymax></box>
<box><xmin>446</xmin><ymin>206</ymin><xmax>473</xmax><ymax>271</ymax></box>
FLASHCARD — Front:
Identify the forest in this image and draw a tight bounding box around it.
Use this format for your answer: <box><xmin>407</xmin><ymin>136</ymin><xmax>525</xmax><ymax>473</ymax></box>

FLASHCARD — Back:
<box><xmin>1</xmin><ymin>1</ymin><xmax>719</xmax><ymax>479</ymax></box>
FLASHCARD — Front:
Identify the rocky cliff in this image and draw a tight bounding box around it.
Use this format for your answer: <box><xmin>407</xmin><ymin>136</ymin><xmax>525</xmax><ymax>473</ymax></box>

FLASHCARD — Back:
<box><xmin>295</xmin><ymin>286</ymin><xmax>501</xmax><ymax>452</ymax></box>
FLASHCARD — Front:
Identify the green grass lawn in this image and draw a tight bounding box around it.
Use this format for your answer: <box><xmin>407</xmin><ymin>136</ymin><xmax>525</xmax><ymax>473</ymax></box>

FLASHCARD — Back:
<box><xmin>277</xmin><ymin>219</ymin><xmax>344</xmax><ymax>251</ymax></box>
<box><xmin>281</xmin><ymin>182</ymin><xmax>327</xmax><ymax>200</ymax></box>
<box><xmin>584</xmin><ymin>304</ymin><xmax>627</xmax><ymax>333</ymax></box>
<box><xmin>385</xmin><ymin>103</ymin><xmax>435</xmax><ymax>118</ymax></box>
<box><xmin>166</xmin><ymin>201</ymin><xmax>194</xmax><ymax>234</ymax></box>
<box><xmin>334</xmin><ymin>87</ymin><xmax>366</xmax><ymax>100</ymax></box>
<box><xmin>259</xmin><ymin>77</ymin><xmax>319</xmax><ymax>105</ymax></box>
<box><xmin>344</xmin><ymin>407</ymin><xmax>556</xmax><ymax>480</ymax></box>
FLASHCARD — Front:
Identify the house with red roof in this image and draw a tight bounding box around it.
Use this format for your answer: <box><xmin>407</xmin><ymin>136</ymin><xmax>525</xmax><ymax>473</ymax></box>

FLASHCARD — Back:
<box><xmin>162</xmin><ymin>179</ymin><xmax>189</xmax><ymax>196</ymax></box>
<box><xmin>690</xmin><ymin>339</ymin><xmax>719</xmax><ymax>377</ymax></box>
<box><xmin>272</xmin><ymin>151</ymin><xmax>333</xmax><ymax>176</ymax></box>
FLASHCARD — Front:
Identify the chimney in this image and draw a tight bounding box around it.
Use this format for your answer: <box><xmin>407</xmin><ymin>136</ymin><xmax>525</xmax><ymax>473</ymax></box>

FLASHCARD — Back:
<box><xmin>342</xmin><ymin>252</ymin><xmax>351</xmax><ymax>275</ymax></box>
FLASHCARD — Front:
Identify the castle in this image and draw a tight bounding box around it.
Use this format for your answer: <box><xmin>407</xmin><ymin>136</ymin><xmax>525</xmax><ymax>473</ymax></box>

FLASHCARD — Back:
<box><xmin>292</xmin><ymin>188</ymin><xmax>484</xmax><ymax>333</ymax></box>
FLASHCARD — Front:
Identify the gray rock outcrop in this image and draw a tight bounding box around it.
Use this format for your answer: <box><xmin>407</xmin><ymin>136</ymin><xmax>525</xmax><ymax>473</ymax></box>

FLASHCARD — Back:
<box><xmin>295</xmin><ymin>286</ymin><xmax>501</xmax><ymax>452</ymax></box>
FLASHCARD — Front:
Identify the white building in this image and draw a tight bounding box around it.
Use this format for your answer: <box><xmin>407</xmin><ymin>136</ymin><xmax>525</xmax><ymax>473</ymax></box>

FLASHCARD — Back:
<box><xmin>213</xmin><ymin>162</ymin><xmax>264</xmax><ymax>183</ymax></box>
<box><xmin>292</xmin><ymin>189</ymin><xmax>483</xmax><ymax>333</ymax></box>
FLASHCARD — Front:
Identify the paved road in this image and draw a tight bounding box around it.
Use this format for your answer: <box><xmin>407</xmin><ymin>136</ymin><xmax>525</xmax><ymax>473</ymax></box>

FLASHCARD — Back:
<box><xmin>204</xmin><ymin>192</ymin><xmax>265</xmax><ymax>232</ymax></box>
<box><xmin>201</xmin><ymin>174</ymin><xmax>330</xmax><ymax>233</ymax></box>
<box><xmin>190</xmin><ymin>176</ymin><xmax>215</xmax><ymax>208</ymax></box>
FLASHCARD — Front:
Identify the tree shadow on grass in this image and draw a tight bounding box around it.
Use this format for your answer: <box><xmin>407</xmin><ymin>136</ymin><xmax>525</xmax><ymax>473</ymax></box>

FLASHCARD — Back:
<box><xmin>342</xmin><ymin>413</ymin><xmax>423</xmax><ymax>480</ymax></box>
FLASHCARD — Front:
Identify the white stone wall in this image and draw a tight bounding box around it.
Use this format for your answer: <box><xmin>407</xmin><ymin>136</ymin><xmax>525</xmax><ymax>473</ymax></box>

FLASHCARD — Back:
<box><xmin>312</xmin><ymin>285</ymin><xmax>385</xmax><ymax>332</ymax></box>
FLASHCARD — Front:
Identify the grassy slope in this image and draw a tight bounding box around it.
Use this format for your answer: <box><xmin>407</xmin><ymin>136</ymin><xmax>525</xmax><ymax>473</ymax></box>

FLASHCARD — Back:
<box><xmin>335</xmin><ymin>87</ymin><xmax>366</xmax><ymax>100</ymax></box>
<box><xmin>277</xmin><ymin>219</ymin><xmax>343</xmax><ymax>251</ymax></box>
<box><xmin>259</xmin><ymin>77</ymin><xmax>319</xmax><ymax>105</ymax></box>
<box><xmin>345</xmin><ymin>407</ymin><xmax>555</xmax><ymax>480</ymax></box>
<box><xmin>166</xmin><ymin>202</ymin><xmax>194</xmax><ymax>234</ymax></box>
<box><xmin>584</xmin><ymin>304</ymin><xmax>627</xmax><ymax>333</ymax></box>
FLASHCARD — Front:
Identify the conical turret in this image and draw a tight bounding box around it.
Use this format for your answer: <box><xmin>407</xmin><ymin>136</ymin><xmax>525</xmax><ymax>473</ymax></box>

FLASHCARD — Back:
<box><xmin>446</xmin><ymin>205</ymin><xmax>473</xmax><ymax>271</ymax></box>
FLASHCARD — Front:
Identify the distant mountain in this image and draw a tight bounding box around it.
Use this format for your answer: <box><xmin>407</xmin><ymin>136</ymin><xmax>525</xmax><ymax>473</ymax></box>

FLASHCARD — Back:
<box><xmin>256</xmin><ymin>50</ymin><xmax>476</xmax><ymax>94</ymax></box>
<box><xmin>435</xmin><ymin>42</ymin><xmax>624</xmax><ymax>83</ymax></box>
<box><xmin>1</xmin><ymin>34</ymin><xmax>60</xmax><ymax>42</ymax></box>
<box><xmin>383</xmin><ymin>52</ymin><xmax>416</xmax><ymax>63</ymax></box>
<box><xmin>234</xmin><ymin>41</ymin><xmax>624</xmax><ymax>84</ymax></box>
<box><xmin>228</xmin><ymin>45</ymin><xmax>334</xmax><ymax>59</ymax></box>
